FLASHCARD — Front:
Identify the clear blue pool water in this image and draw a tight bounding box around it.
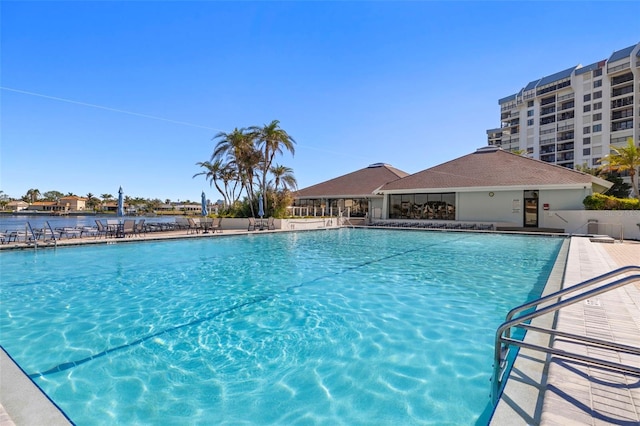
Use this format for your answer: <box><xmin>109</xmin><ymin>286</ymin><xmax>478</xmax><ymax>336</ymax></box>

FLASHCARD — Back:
<box><xmin>0</xmin><ymin>229</ymin><xmax>564</xmax><ymax>425</ymax></box>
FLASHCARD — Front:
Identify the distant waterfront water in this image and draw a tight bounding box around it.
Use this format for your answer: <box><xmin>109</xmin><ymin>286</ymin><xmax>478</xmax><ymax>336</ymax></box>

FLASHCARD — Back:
<box><xmin>0</xmin><ymin>214</ymin><xmax>179</xmax><ymax>232</ymax></box>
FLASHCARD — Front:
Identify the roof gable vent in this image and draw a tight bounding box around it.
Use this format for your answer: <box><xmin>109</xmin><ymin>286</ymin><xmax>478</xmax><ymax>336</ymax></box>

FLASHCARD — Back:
<box><xmin>368</xmin><ymin>163</ymin><xmax>389</xmax><ymax>168</ymax></box>
<box><xmin>475</xmin><ymin>146</ymin><xmax>501</xmax><ymax>154</ymax></box>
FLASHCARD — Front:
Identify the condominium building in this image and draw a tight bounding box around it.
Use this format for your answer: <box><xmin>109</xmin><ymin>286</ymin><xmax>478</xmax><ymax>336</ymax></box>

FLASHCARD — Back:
<box><xmin>487</xmin><ymin>42</ymin><xmax>639</xmax><ymax>171</ymax></box>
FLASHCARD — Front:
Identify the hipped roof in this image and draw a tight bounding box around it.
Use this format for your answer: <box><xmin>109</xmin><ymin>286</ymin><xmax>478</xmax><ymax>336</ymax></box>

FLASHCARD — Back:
<box><xmin>295</xmin><ymin>164</ymin><xmax>408</xmax><ymax>198</ymax></box>
<box><xmin>380</xmin><ymin>147</ymin><xmax>612</xmax><ymax>193</ymax></box>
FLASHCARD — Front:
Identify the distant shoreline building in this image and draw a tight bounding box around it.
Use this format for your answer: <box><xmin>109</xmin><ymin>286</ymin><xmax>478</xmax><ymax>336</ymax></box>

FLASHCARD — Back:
<box><xmin>487</xmin><ymin>42</ymin><xmax>639</xmax><ymax>174</ymax></box>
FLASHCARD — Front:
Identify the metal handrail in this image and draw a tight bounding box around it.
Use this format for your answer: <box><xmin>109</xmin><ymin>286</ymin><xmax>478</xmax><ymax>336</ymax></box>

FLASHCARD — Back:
<box><xmin>26</xmin><ymin>222</ymin><xmax>39</xmax><ymax>250</ymax></box>
<box><xmin>491</xmin><ymin>267</ymin><xmax>640</xmax><ymax>404</ymax></box>
<box><xmin>503</xmin><ymin>265</ymin><xmax>640</xmax><ymax>339</ymax></box>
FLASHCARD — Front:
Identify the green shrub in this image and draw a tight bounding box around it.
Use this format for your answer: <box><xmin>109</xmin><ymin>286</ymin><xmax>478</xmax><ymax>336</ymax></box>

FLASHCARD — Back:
<box><xmin>583</xmin><ymin>193</ymin><xmax>640</xmax><ymax>210</ymax></box>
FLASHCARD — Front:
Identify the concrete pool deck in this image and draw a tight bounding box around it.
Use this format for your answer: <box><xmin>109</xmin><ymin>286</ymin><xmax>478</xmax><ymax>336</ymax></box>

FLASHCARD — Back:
<box><xmin>1</xmin><ymin>229</ymin><xmax>639</xmax><ymax>425</ymax></box>
<box><xmin>491</xmin><ymin>237</ymin><xmax>640</xmax><ymax>425</ymax></box>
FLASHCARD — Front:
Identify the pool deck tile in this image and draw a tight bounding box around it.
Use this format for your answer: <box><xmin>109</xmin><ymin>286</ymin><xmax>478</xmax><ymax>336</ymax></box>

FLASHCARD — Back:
<box><xmin>491</xmin><ymin>237</ymin><xmax>640</xmax><ymax>426</ymax></box>
<box><xmin>541</xmin><ymin>238</ymin><xmax>640</xmax><ymax>426</ymax></box>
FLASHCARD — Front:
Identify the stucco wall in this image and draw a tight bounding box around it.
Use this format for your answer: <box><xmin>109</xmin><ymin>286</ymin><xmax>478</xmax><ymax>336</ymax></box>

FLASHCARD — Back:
<box><xmin>541</xmin><ymin>210</ymin><xmax>640</xmax><ymax>240</ymax></box>
<box><xmin>458</xmin><ymin>191</ymin><xmax>523</xmax><ymax>224</ymax></box>
<box><xmin>457</xmin><ymin>188</ymin><xmax>589</xmax><ymax>226</ymax></box>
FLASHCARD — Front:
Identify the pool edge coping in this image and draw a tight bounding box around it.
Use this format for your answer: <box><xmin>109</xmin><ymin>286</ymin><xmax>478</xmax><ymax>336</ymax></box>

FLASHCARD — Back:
<box><xmin>0</xmin><ymin>346</ymin><xmax>73</xmax><ymax>426</ymax></box>
<box><xmin>489</xmin><ymin>236</ymin><xmax>570</xmax><ymax>425</ymax></box>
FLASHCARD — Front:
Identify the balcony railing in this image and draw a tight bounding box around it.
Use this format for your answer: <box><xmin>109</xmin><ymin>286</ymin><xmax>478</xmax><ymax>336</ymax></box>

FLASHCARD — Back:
<box><xmin>607</xmin><ymin>62</ymin><xmax>630</xmax><ymax>73</ymax></box>
<box><xmin>557</xmin><ymin>123</ymin><xmax>574</xmax><ymax>132</ymax></box>
<box><xmin>611</xmin><ymin>72</ymin><xmax>633</xmax><ymax>86</ymax></box>
<box><xmin>557</xmin><ymin>92</ymin><xmax>574</xmax><ymax>101</ymax></box>
<box><xmin>612</xmin><ymin>85</ymin><xmax>634</xmax><ymax>97</ymax></box>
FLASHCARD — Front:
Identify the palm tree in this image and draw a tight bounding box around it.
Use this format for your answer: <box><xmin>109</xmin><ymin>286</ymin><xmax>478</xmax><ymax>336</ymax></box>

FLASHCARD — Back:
<box><xmin>270</xmin><ymin>164</ymin><xmax>297</xmax><ymax>192</ymax></box>
<box><xmin>599</xmin><ymin>137</ymin><xmax>640</xmax><ymax>199</ymax></box>
<box><xmin>193</xmin><ymin>159</ymin><xmax>229</xmax><ymax>206</ymax></box>
<box><xmin>212</xmin><ymin>128</ymin><xmax>261</xmax><ymax>216</ymax></box>
<box><xmin>25</xmin><ymin>188</ymin><xmax>41</xmax><ymax>203</ymax></box>
<box><xmin>249</xmin><ymin>120</ymin><xmax>296</xmax><ymax>213</ymax></box>
<box><xmin>86</xmin><ymin>193</ymin><xmax>102</xmax><ymax>211</ymax></box>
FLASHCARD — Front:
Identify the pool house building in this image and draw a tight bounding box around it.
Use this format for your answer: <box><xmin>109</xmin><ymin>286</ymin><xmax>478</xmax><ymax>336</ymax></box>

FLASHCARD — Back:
<box><xmin>291</xmin><ymin>162</ymin><xmax>408</xmax><ymax>219</ymax></box>
<box><xmin>292</xmin><ymin>147</ymin><xmax>613</xmax><ymax>231</ymax></box>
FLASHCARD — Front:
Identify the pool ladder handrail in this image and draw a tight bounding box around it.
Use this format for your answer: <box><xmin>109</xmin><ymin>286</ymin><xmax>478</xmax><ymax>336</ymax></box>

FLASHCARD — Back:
<box><xmin>491</xmin><ymin>265</ymin><xmax>640</xmax><ymax>405</ymax></box>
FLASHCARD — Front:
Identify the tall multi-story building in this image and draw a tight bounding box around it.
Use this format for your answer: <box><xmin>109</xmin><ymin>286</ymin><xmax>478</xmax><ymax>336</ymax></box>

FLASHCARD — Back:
<box><xmin>487</xmin><ymin>42</ymin><xmax>639</xmax><ymax>173</ymax></box>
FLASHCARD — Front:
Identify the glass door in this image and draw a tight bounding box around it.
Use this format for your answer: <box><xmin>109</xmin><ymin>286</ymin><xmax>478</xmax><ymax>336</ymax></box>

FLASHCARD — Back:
<box><xmin>523</xmin><ymin>190</ymin><xmax>539</xmax><ymax>227</ymax></box>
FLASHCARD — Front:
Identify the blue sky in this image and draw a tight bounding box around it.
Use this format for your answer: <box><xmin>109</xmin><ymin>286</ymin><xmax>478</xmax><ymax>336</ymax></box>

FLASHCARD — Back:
<box><xmin>2</xmin><ymin>1</ymin><xmax>639</xmax><ymax>203</ymax></box>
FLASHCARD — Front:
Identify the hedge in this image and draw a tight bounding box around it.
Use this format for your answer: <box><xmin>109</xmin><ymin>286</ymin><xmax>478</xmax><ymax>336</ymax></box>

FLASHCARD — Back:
<box><xmin>583</xmin><ymin>193</ymin><xmax>640</xmax><ymax>210</ymax></box>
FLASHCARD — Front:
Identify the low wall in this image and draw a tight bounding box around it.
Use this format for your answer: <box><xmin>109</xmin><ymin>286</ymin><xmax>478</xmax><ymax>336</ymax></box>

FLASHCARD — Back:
<box><xmin>216</xmin><ymin>218</ymin><xmax>341</xmax><ymax>231</ymax></box>
<box><xmin>542</xmin><ymin>210</ymin><xmax>640</xmax><ymax>240</ymax></box>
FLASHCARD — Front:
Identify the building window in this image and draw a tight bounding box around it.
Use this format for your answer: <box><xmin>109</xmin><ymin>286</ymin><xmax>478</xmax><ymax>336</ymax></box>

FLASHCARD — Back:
<box><xmin>592</xmin><ymin>113</ymin><xmax>602</xmax><ymax>121</ymax></box>
<box><xmin>583</xmin><ymin>105</ymin><xmax>591</xmax><ymax>112</ymax></box>
<box><xmin>583</xmin><ymin>127</ymin><xmax>591</xmax><ymax>134</ymax></box>
<box><xmin>583</xmin><ymin>137</ymin><xmax>591</xmax><ymax>145</ymax></box>
<box><xmin>527</xmin><ymin>100</ymin><xmax>534</xmax><ymax>107</ymax></box>
<box><xmin>527</xmin><ymin>109</ymin><xmax>534</xmax><ymax>117</ymax></box>
<box><xmin>527</xmin><ymin>119</ymin><xmax>534</xmax><ymax>126</ymax></box>
<box><xmin>389</xmin><ymin>193</ymin><xmax>455</xmax><ymax>220</ymax></box>
<box><xmin>593</xmin><ymin>68</ymin><xmax>602</xmax><ymax>77</ymax></box>
<box><xmin>593</xmin><ymin>102</ymin><xmax>602</xmax><ymax>110</ymax></box>
<box><xmin>592</xmin><ymin>157</ymin><xmax>600</xmax><ymax>166</ymax></box>
<box><xmin>593</xmin><ymin>91</ymin><xmax>602</xmax><ymax>99</ymax></box>
<box><xmin>592</xmin><ymin>124</ymin><xmax>602</xmax><ymax>132</ymax></box>
<box><xmin>584</xmin><ymin>94</ymin><xmax>591</xmax><ymax>102</ymax></box>
<box><xmin>583</xmin><ymin>148</ymin><xmax>591</xmax><ymax>155</ymax></box>
<box><xmin>593</xmin><ymin>79</ymin><xmax>602</xmax><ymax>88</ymax></box>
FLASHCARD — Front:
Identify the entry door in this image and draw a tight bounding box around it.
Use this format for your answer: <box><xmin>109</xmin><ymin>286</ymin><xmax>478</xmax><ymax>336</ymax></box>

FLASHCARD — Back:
<box><xmin>523</xmin><ymin>190</ymin><xmax>539</xmax><ymax>227</ymax></box>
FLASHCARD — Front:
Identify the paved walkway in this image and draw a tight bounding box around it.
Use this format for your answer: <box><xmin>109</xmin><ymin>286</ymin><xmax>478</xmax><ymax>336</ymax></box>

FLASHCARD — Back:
<box><xmin>491</xmin><ymin>238</ymin><xmax>640</xmax><ymax>425</ymax></box>
<box><xmin>540</xmin><ymin>239</ymin><xmax>640</xmax><ymax>426</ymax></box>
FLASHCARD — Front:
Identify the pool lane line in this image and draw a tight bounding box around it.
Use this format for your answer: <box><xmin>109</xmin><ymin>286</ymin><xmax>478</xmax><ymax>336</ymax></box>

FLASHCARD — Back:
<box><xmin>29</xmin><ymin>234</ymin><xmax>476</xmax><ymax>378</ymax></box>
<box><xmin>28</xmin><ymin>294</ymin><xmax>270</xmax><ymax>379</ymax></box>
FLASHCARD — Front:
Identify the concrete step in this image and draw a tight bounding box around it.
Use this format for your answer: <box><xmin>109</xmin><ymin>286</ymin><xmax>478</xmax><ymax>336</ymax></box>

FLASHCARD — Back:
<box><xmin>589</xmin><ymin>235</ymin><xmax>616</xmax><ymax>244</ymax></box>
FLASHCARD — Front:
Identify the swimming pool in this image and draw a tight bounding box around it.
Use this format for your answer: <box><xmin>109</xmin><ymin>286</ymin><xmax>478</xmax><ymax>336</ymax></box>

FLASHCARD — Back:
<box><xmin>0</xmin><ymin>229</ymin><xmax>564</xmax><ymax>425</ymax></box>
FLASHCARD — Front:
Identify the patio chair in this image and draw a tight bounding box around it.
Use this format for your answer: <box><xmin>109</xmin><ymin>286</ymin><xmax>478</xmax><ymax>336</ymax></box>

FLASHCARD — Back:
<box><xmin>266</xmin><ymin>217</ymin><xmax>275</xmax><ymax>230</ymax></box>
<box><xmin>122</xmin><ymin>219</ymin><xmax>136</xmax><ymax>237</ymax></box>
<box><xmin>94</xmin><ymin>220</ymin><xmax>112</xmax><ymax>238</ymax></box>
<box><xmin>248</xmin><ymin>217</ymin><xmax>257</xmax><ymax>231</ymax></box>
<box><xmin>134</xmin><ymin>219</ymin><xmax>146</xmax><ymax>236</ymax></box>
<box><xmin>187</xmin><ymin>217</ymin><xmax>201</xmax><ymax>234</ymax></box>
<box><xmin>210</xmin><ymin>217</ymin><xmax>222</xmax><ymax>233</ymax></box>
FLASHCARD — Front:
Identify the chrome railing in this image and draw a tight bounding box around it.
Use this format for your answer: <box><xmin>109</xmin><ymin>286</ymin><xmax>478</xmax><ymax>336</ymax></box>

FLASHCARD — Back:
<box><xmin>491</xmin><ymin>266</ymin><xmax>640</xmax><ymax>404</ymax></box>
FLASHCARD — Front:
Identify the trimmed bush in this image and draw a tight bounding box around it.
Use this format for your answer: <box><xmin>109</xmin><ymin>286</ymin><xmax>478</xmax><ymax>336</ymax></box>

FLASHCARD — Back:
<box><xmin>583</xmin><ymin>193</ymin><xmax>640</xmax><ymax>210</ymax></box>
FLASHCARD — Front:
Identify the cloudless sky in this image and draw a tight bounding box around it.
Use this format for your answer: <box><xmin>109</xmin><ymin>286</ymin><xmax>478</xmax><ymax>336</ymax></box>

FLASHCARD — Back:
<box><xmin>2</xmin><ymin>1</ymin><xmax>639</xmax><ymax>202</ymax></box>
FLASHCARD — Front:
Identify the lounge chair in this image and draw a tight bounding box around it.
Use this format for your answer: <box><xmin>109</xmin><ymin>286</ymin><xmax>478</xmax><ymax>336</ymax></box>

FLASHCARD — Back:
<box><xmin>175</xmin><ymin>217</ymin><xmax>190</xmax><ymax>230</ymax></box>
<box><xmin>248</xmin><ymin>217</ymin><xmax>257</xmax><ymax>231</ymax></box>
<box><xmin>44</xmin><ymin>221</ymin><xmax>64</xmax><ymax>241</ymax></box>
<box><xmin>56</xmin><ymin>226</ymin><xmax>82</xmax><ymax>238</ymax></box>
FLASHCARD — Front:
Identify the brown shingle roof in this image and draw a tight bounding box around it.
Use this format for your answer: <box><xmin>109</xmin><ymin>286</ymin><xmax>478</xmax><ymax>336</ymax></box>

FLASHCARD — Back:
<box><xmin>295</xmin><ymin>164</ymin><xmax>409</xmax><ymax>198</ymax></box>
<box><xmin>380</xmin><ymin>147</ymin><xmax>611</xmax><ymax>191</ymax></box>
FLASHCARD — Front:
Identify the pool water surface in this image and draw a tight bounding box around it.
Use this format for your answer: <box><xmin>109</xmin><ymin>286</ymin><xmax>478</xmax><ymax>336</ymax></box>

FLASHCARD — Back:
<box><xmin>0</xmin><ymin>229</ymin><xmax>564</xmax><ymax>425</ymax></box>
